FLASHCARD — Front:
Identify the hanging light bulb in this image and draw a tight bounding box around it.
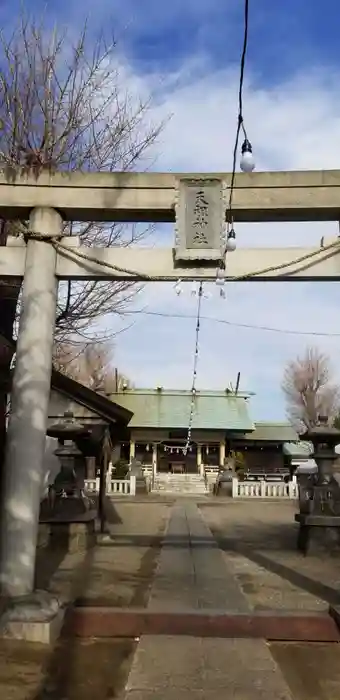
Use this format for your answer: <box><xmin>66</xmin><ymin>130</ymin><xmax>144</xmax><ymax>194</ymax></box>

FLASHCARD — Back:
<box><xmin>174</xmin><ymin>279</ymin><xmax>182</xmax><ymax>296</ymax></box>
<box><xmin>216</xmin><ymin>267</ymin><xmax>225</xmax><ymax>287</ymax></box>
<box><xmin>240</xmin><ymin>139</ymin><xmax>255</xmax><ymax>172</ymax></box>
<box><xmin>225</xmin><ymin>227</ymin><xmax>236</xmax><ymax>252</ymax></box>
<box><xmin>215</xmin><ymin>267</ymin><xmax>227</xmax><ymax>299</ymax></box>
<box><xmin>191</xmin><ymin>281</ymin><xmax>197</xmax><ymax>296</ymax></box>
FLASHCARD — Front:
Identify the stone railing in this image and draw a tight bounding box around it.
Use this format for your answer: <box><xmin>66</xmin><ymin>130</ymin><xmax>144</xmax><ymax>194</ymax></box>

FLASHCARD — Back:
<box><xmin>204</xmin><ymin>467</ymin><xmax>219</xmax><ymax>493</ymax></box>
<box><xmin>232</xmin><ymin>478</ymin><xmax>298</xmax><ymax>499</ymax></box>
<box><xmin>84</xmin><ymin>478</ymin><xmax>99</xmax><ymax>493</ymax></box>
<box><xmin>84</xmin><ymin>475</ymin><xmax>136</xmax><ymax>496</ymax></box>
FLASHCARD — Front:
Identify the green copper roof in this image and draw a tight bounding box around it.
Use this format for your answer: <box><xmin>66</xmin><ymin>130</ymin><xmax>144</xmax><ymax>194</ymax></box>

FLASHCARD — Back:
<box><xmin>238</xmin><ymin>422</ymin><xmax>298</xmax><ymax>443</ymax></box>
<box><xmin>109</xmin><ymin>390</ymin><xmax>254</xmax><ymax>431</ymax></box>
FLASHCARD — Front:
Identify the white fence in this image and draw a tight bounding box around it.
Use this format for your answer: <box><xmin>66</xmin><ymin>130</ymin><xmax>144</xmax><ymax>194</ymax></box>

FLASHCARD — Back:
<box><xmin>84</xmin><ymin>474</ymin><xmax>136</xmax><ymax>496</ymax></box>
<box><xmin>232</xmin><ymin>477</ymin><xmax>298</xmax><ymax>499</ymax></box>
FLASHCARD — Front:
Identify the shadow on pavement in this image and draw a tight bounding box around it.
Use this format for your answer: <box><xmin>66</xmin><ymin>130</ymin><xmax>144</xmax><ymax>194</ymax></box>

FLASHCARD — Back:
<box><xmin>31</xmin><ymin>498</ymin><xmax>134</xmax><ymax>700</ymax></box>
<box><xmin>214</xmin><ymin>532</ymin><xmax>340</xmax><ymax>607</ymax></box>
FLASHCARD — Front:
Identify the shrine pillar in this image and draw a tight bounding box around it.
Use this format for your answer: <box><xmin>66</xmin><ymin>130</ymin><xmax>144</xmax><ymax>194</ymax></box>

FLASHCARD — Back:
<box><xmin>152</xmin><ymin>443</ymin><xmax>158</xmax><ymax>477</ymax></box>
<box><xmin>0</xmin><ymin>207</ymin><xmax>62</xmax><ymax>597</ymax></box>
<box><xmin>197</xmin><ymin>444</ymin><xmax>204</xmax><ymax>476</ymax></box>
<box><xmin>129</xmin><ymin>439</ymin><xmax>135</xmax><ymax>462</ymax></box>
<box><xmin>219</xmin><ymin>440</ymin><xmax>226</xmax><ymax>468</ymax></box>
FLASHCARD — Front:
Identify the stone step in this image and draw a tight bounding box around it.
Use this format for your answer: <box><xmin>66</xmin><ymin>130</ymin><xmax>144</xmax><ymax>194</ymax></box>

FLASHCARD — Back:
<box><xmin>153</xmin><ymin>486</ymin><xmax>208</xmax><ymax>492</ymax></box>
<box><xmin>152</xmin><ymin>475</ymin><xmax>209</xmax><ymax>495</ymax></box>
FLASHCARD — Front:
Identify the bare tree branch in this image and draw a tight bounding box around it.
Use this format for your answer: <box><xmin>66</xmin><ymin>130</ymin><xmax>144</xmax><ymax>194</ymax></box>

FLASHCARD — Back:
<box><xmin>0</xmin><ymin>13</ymin><xmax>164</xmax><ymax>471</ymax></box>
<box><xmin>0</xmin><ymin>13</ymin><xmax>164</xmax><ymax>345</ymax></box>
<box><xmin>53</xmin><ymin>342</ymin><xmax>132</xmax><ymax>393</ymax></box>
<box><xmin>282</xmin><ymin>346</ymin><xmax>340</xmax><ymax>432</ymax></box>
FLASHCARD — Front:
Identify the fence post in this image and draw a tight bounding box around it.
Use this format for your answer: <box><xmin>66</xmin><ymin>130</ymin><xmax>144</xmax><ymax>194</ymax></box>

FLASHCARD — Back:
<box><xmin>232</xmin><ymin>477</ymin><xmax>238</xmax><ymax>498</ymax></box>
<box><xmin>96</xmin><ymin>477</ymin><xmax>100</xmax><ymax>493</ymax></box>
<box><xmin>288</xmin><ymin>480</ymin><xmax>297</xmax><ymax>499</ymax></box>
<box><xmin>260</xmin><ymin>479</ymin><xmax>266</xmax><ymax>498</ymax></box>
<box><xmin>130</xmin><ymin>474</ymin><xmax>136</xmax><ymax>496</ymax></box>
<box><xmin>105</xmin><ymin>470</ymin><xmax>111</xmax><ymax>494</ymax></box>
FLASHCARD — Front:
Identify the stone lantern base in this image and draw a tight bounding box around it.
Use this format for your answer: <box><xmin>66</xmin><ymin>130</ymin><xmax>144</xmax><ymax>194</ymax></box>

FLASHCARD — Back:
<box><xmin>39</xmin><ymin>510</ymin><xmax>97</xmax><ymax>553</ymax></box>
<box><xmin>295</xmin><ymin>513</ymin><xmax>340</xmax><ymax>555</ymax></box>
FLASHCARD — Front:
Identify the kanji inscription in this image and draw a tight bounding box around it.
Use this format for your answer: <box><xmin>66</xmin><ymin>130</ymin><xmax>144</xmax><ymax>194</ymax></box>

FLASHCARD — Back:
<box><xmin>175</xmin><ymin>178</ymin><xmax>225</xmax><ymax>261</ymax></box>
<box><xmin>192</xmin><ymin>189</ymin><xmax>209</xmax><ymax>246</ymax></box>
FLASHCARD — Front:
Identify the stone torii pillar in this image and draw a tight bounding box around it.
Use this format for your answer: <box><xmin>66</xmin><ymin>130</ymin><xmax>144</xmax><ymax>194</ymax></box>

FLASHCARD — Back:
<box><xmin>0</xmin><ymin>207</ymin><xmax>62</xmax><ymax>598</ymax></box>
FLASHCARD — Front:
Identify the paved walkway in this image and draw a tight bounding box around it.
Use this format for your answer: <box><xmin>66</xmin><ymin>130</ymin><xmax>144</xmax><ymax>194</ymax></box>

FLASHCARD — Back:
<box><xmin>122</xmin><ymin>502</ymin><xmax>294</xmax><ymax>699</ymax></box>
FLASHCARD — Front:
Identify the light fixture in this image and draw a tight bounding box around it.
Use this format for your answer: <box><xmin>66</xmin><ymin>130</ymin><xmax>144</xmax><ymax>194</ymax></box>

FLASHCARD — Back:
<box><xmin>174</xmin><ymin>279</ymin><xmax>182</xmax><ymax>295</ymax></box>
<box><xmin>225</xmin><ymin>227</ymin><xmax>236</xmax><ymax>252</ymax></box>
<box><xmin>215</xmin><ymin>267</ymin><xmax>226</xmax><ymax>298</ymax></box>
<box><xmin>240</xmin><ymin>139</ymin><xmax>255</xmax><ymax>172</ymax></box>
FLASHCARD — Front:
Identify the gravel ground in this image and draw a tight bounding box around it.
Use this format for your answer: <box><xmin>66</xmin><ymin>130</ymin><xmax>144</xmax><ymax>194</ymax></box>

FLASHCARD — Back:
<box><xmin>0</xmin><ymin>500</ymin><xmax>171</xmax><ymax>700</ymax></box>
<box><xmin>35</xmin><ymin>500</ymin><xmax>171</xmax><ymax>606</ymax></box>
<box><xmin>200</xmin><ymin>500</ymin><xmax>340</xmax><ymax>611</ymax></box>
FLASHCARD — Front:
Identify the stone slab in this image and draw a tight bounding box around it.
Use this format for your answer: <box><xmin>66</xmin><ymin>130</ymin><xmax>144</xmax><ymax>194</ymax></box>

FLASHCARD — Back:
<box><xmin>0</xmin><ymin>608</ymin><xmax>65</xmax><ymax>644</ymax></box>
<box><xmin>65</xmin><ymin>606</ymin><xmax>340</xmax><ymax>641</ymax></box>
<box><xmin>123</xmin><ymin>636</ymin><xmax>294</xmax><ymax>699</ymax></box>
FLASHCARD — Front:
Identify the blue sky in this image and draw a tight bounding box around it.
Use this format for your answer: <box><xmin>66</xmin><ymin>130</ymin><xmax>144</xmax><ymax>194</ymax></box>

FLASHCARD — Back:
<box><xmin>4</xmin><ymin>0</ymin><xmax>340</xmax><ymax>421</ymax></box>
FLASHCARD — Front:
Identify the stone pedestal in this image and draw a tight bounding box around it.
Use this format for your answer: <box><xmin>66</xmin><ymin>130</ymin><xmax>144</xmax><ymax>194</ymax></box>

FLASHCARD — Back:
<box><xmin>39</xmin><ymin>512</ymin><xmax>96</xmax><ymax>554</ymax></box>
<box><xmin>295</xmin><ymin>513</ymin><xmax>340</xmax><ymax>555</ymax></box>
<box><xmin>0</xmin><ymin>590</ymin><xmax>64</xmax><ymax>643</ymax></box>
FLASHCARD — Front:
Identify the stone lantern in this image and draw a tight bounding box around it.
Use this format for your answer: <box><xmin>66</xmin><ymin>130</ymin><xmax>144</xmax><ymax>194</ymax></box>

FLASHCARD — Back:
<box><xmin>295</xmin><ymin>416</ymin><xmax>340</xmax><ymax>554</ymax></box>
<box><xmin>42</xmin><ymin>410</ymin><xmax>92</xmax><ymax>518</ymax></box>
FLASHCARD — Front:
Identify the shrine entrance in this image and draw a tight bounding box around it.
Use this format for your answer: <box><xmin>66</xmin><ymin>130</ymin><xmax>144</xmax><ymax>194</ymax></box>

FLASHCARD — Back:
<box><xmin>0</xmin><ymin>167</ymin><xmax>339</xmax><ymax>600</ymax></box>
<box><xmin>158</xmin><ymin>441</ymin><xmax>198</xmax><ymax>474</ymax></box>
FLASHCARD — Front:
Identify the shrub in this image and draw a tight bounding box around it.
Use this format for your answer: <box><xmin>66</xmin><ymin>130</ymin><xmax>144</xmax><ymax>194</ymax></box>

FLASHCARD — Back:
<box><xmin>112</xmin><ymin>459</ymin><xmax>129</xmax><ymax>479</ymax></box>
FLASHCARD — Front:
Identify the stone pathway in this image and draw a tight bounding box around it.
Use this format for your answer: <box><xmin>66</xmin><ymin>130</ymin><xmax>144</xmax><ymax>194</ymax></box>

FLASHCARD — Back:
<box><xmin>122</xmin><ymin>501</ymin><xmax>295</xmax><ymax>699</ymax></box>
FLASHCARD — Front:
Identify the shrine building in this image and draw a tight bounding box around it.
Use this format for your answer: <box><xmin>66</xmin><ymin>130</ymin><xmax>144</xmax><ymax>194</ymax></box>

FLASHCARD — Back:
<box><xmin>109</xmin><ymin>387</ymin><xmax>299</xmax><ymax>476</ymax></box>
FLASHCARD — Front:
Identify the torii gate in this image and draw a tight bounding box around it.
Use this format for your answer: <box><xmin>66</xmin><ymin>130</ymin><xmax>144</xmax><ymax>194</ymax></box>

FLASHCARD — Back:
<box><xmin>1</xmin><ymin>168</ymin><xmax>340</xmax><ymax>600</ymax></box>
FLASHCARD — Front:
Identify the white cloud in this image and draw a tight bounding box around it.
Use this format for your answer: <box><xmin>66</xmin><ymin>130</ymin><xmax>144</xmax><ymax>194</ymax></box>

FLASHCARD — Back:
<box><xmin>108</xmin><ymin>56</ymin><xmax>340</xmax><ymax>420</ymax></box>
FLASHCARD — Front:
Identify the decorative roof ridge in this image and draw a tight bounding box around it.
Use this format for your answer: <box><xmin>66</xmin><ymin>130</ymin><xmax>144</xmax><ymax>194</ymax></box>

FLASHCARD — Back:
<box><xmin>109</xmin><ymin>388</ymin><xmax>254</xmax><ymax>398</ymax></box>
<box><xmin>255</xmin><ymin>421</ymin><xmax>296</xmax><ymax>427</ymax></box>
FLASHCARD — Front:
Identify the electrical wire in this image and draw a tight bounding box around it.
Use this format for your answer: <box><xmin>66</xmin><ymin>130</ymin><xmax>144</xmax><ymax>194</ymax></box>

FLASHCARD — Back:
<box><xmin>227</xmin><ymin>0</ymin><xmax>249</xmax><ymax>220</ymax></box>
<box><xmin>124</xmin><ymin>310</ymin><xmax>340</xmax><ymax>339</ymax></box>
<box><xmin>183</xmin><ymin>281</ymin><xmax>203</xmax><ymax>456</ymax></box>
<box><xmin>183</xmin><ymin>0</ymin><xmax>250</xmax><ymax>450</ymax></box>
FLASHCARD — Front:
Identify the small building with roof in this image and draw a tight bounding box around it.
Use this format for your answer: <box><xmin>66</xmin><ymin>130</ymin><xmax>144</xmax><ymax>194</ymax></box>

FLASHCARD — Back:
<box><xmin>109</xmin><ymin>387</ymin><xmax>254</xmax><ymax>475</ymax></box>
<box><xmin>230</xmin><ymin>422</ymin><xmax>299</xmax><ymax>477</ymax></box>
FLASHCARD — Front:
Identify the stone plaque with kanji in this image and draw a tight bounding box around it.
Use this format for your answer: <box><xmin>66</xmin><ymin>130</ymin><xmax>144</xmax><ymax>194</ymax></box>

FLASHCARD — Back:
<box><xmin>175</xmin><ymin>178</ymin><xmax>225</xmax><ymax>262</ymax></box>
